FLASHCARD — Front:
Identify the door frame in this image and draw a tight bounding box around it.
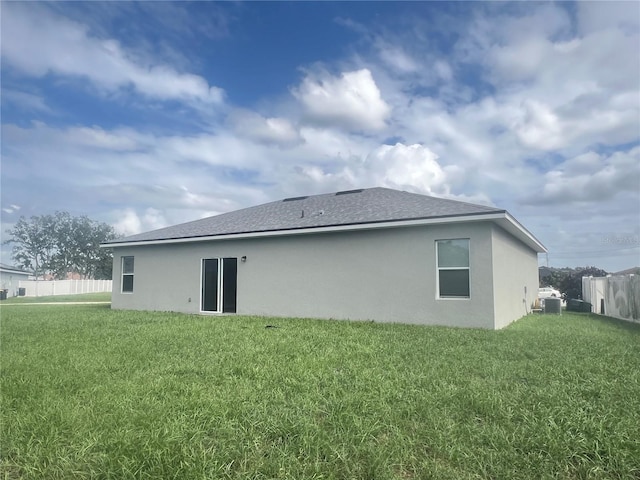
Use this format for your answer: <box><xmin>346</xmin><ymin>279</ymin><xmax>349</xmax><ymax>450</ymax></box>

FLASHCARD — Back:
<box><xmin>200</xmin><ymin>257</ymin><xmax>237</xmax><ymax>313</ymax></box>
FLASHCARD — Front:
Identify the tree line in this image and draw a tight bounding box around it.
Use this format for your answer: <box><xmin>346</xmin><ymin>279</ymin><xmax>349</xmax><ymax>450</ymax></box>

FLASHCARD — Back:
<box><xmin>539</xmin><ymin>266</ymin><xmax>609</xmax><ymax>300</ymax></box>
<box><xmin>4</xmin><ymin>212</ymin><xmax>121</xmax><ymax>280</ymax></box>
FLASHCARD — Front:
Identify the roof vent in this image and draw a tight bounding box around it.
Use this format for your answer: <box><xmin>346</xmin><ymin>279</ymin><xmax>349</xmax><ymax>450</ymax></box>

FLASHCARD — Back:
<box><xmin>335</xmin><ymin>189</ymin><xmax>364</xmax><ymax>196</ymax></box>
<box><xmin>283</xmin><ymin>196</ymin><xmax>308</xmax><ymax>202</ymax></box>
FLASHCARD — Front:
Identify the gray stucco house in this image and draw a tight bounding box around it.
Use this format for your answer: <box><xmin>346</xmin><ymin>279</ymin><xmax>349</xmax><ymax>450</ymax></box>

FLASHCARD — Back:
<box><xmin>103</xmin><ymin>187</ymin><xmax>546</xmax><ymax>329</ymax></box>
<box><xmin>0</xmin><ymin>263</ymin><xmax>32</xmax><ymax>297</ymax></box>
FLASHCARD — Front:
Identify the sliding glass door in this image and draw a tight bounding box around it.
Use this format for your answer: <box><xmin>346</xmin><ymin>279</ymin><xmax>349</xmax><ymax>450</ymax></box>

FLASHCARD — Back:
<box><xmin>201</xmin><ymin>258</ymin><xmax>237</xmax><ymax>313</ymax></box>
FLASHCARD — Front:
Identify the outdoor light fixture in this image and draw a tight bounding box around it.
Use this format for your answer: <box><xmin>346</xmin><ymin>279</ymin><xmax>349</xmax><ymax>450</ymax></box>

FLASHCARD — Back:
<box><xmin>241</xmin><ymin>256</ymin><xmax>247</xmax><ymax>262</ymax></box>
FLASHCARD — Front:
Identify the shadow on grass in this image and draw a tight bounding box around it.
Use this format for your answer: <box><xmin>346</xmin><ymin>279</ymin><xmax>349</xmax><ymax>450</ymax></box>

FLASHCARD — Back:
<box><xmin>568</xmin><ymin>311</ymin><xmax>640</xmax><ymax>333</ymax></box>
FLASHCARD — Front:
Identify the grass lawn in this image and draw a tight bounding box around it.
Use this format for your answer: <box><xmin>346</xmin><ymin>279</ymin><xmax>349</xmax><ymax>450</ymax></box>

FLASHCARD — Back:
<box><xmin>2</xmin><ymin>307</ymin><xmax>639</xmax><ymax>479</ymax></box>
<box><xmin>1</xmin><ymin>292</ymin><xmax>111</xmax><ymax>304</ymax></box>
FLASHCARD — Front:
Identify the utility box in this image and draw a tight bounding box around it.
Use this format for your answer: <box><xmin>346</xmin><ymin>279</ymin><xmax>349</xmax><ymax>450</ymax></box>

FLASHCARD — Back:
<box><xmin>567</xmin><ymin>299</ymin><xmax>592</xmax><ymax>313</ymax></box>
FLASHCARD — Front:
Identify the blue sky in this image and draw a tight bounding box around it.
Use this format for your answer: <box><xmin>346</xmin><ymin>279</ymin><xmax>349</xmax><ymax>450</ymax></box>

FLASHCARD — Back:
<box><xmin>1</xmin><ymin>1</ymin><xmax>639</xmax><ymax>272</ymax></box>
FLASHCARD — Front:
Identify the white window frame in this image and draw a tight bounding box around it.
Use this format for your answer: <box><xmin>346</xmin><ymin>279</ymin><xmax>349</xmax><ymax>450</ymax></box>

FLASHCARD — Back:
<box><xmin>121</xmin><ymin>256</ymin><xmax>134</xmax><ymax>294</ymax></box>
<box><xmin>436</xmin><ymin>238</ymin><xmax>470</xmax><ymax>299</ymax></box>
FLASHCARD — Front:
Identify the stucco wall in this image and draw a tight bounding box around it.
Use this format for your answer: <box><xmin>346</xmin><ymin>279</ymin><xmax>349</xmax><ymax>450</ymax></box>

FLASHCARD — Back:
<box><xmin>583</xmin><ymin>275</ymin><xmax>640</xmax><ymax>322</ymax></box>
<box><xmin>111</xmin><ymin>222</ymin><xmax>499</xmax><ymax>328</ymax></box>
<box><xmin>0</xmin><ymin>271</ymin><xmax>30</xmax><ymax>297</ymax></box>
<box><xmin>490</xmin><ymin>225</ymin><xmax>539</xmax><ymax>329</ymax></box>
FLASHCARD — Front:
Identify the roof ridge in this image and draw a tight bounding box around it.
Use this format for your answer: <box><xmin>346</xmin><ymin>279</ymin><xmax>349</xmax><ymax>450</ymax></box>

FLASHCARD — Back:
<box><xmin>107</xmin><ymin>186</ymin><xmax>509</xmax><ymax>244</ymax></box>
<box><xmin>377</xmin><ymin>187</ymin><xmax>501</xmax><ymax>212</ymax></box>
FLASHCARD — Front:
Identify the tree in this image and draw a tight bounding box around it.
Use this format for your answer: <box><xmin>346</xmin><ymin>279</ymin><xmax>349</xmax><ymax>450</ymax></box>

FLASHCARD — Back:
<box><xmin>4</xmin><ymin>212</ymin><xmax>121</xmax><ymax>279</ymax></box>
<box><xmin>66</xmin><ymin>215</ymin><xmax>119</xmax><ymax>279</ymax></box>
<box><xmin>559</xmin><ymin>266</ymin><xmax>609</xmax><ymax>301</ymax></box>
<box><xmin>539</xmin><ymin>269</ymin><xmax>566</xmax><ymax>289</ymax></box>
<box><xmin>4</xmin><ymin>214</ymin><xmax>56</xmax><ymax>279</ymax></box>
<box><xmin>48</xmin><ymin>211</ymin><xmax>75</xmax><ymax>279</ymax></box>
<box><xmin>540</xmin><ymin>266</ymin><xmax>609</xmax><ymax>300</ymax></box>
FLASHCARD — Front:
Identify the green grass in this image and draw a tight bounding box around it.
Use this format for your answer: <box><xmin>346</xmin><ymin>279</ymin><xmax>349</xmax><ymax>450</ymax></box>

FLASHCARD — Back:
<box><xmin>2</xmin><ymin>307</ymin><xmax>639</xmax><ymax>479</ymax></box>
<box><xmin>1</xmin><ymin>292</ymin><xmax>111</xmax><ymax>304</ymax></box>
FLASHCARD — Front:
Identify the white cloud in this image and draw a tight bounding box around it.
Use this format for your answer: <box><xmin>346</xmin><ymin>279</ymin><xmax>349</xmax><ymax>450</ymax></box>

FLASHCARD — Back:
<box><xmin>530</xmin><ymin>147</ymin><xmax>640</xmax><ymax>205</ymax></box>
<box><xmin>141</xmin><ymin>208</ymin><xmax>168</xmax><ymax>231</ymax></box>
<box><xmin>114</xmin><ymin>209</ymin><xmax>143</xmax><ymax>236</ymax></box>
<box><xmin>292</xmin><ymin>69</ymin><xmax>390</xmax><ymax>131</ymax></box>
<box><xmin>576</xmin><ymin>1</ymin><xmax>640</xmax><ymax>35</ymax></box>
<box><xmin>433</xmin><ymin>61</ymin><xmax>453</xmax><ymax>81</ymax></box>
<box><xmin>1</xmin><ymin>89</ymin><xmax>52</xmax><ymax>114</ymax></box>
<box><xmin>489</xmin><ymin>36</ymin><xmax>553</xmax><ymax>83</ymax></box>
<box><xmin>356</xmin><ymin>143</ymin><xmax>449</xmax><ymax>195</ymax></box>
<box><xmin>512</xmin><ymin>99</ymin><xmax>564</xmax><ymax>150</ymax></box>
<box><xmin>297</xmin><ymin>126</ymin><xmax>373</xmax><ymax>160</ymax></box>
<box><xmin>462</xmin><ymin>3</ymin><xmax>640</xmax><ymax>155</ymax></box>
<box><xmin>113</xmin><ymin>208</ymin><xmax>170</xmax><ymax>236</ymax></box>
<box><xmin>1</xmin><ymin>3</ymin><xmax>224</xmax><ymax>106</ymax></box>
<box><xmin>70</xmin><ymin>126</ymin><xmax>142</xmax><ymax>151</ymax></box>
<box><xmin>159</xmin><ymin>132</ymin><xmax>266</xmax><ymax>168</ymax></box>
<box><xmin>498</xmin><ymin>3</ymin><xmax>572</xmax><ymax>41</ymax></box>
<box><xmin>376</xmin><ymin>42</ymin><xmax>419</xmax><ymax>73</ymax></box>
<box><xmin>291</xmin><ymin>143</ymin><xmax>451</xmax><ymax>198</ymax></box>
<box><xmin>227</xmin><ymin>110</ymin><xmax>302</xmax><ymax>147</ymax></box>
<box><xmin>2</xmin><ymin>204</ymin><xmax>22</xmax><ymax>215</ymax></box>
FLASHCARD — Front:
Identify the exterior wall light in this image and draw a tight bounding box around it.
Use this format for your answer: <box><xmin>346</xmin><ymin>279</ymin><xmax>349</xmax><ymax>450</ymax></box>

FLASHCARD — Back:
<box><xmin>241</xmin><ymin>256</ymin><xmax>247</xmax><ymax>262</ymax></box>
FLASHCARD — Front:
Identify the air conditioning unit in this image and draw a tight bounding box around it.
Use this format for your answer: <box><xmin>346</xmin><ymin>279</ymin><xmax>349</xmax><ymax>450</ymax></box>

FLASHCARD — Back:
<box><xmin>544</xmin><ymin>297</ymin><xmax>562</xmax><ymax>314</ymax></box>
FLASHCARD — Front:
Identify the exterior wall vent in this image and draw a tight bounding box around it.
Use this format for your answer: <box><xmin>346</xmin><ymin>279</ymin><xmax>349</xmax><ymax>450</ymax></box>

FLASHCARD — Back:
<box><xmin>335</xmin><ymin>189</ymin><xmax>364</xmax><ymax>196</ymax></box>
<box><xmin>283</xmin><ymin>196</ymin><xmax>308</xmax><ymax>202</ymax></box>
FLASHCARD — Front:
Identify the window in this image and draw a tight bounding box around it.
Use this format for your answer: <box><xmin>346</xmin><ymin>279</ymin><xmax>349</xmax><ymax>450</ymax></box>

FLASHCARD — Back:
<box><xmin>121</xmin><ymin>256</ymin><xmax>134</xmax><ymax>293</ymax></box>
<box><xmin>436</xmin><ymin>239</ymin><xmax>470</xmax><ymax>298</ymax></box>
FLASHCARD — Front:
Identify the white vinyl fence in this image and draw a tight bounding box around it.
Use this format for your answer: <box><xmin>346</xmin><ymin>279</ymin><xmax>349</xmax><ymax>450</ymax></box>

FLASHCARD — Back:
<box><xmin>582</xmin><ymin>275</ymin><xmax>640</xmax><ymax>323</ymax></box>
<box><xmin>18</xmin><ymin>279</ymin><xmax>112</xmax><ymax>297</ymax></box>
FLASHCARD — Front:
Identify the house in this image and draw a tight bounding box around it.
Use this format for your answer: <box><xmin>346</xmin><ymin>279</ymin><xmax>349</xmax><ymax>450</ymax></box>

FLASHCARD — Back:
<box><xmin>613</xmin><ymin>267</ymin><xmax>640</xmax><ymax>276</ymax></box>
<box><xmin>0</xmin><ymin>263</ymin><xmax>32</xmax><ymax>298</ymax></box>
<box><xmin>102</xmin><ymin>187</ymin><xmax>546</xmax><ymax>329</ymax></box>
<box><xmin>583</xmin><ymin>273</ymin><xmax>640</xmax><ymax>322</ymax></box>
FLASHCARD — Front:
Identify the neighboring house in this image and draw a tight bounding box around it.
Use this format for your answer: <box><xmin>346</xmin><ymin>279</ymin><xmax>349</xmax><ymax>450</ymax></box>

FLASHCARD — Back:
<box><xmin>102</xmin><ymin>187</ymin><xmax>546</xmax><ymax>329</ymax></box>
<box><xmin>0</xmin><ymin>263</ymin><xmax>32</xmax><ymax>297</ymax></box>
<box><xmin>583</xmin><ymin>274</ymin><xmax>640</xmax><ymax>323</ymax></box>
<box><xmin>43</xmin><ymin>272</ymin><xmax>85</xmax><ymax>281</ymax></box>
<box><xmin>613</xmin><ymin>267</ymin><xmax>640</xmax><ymax>276</ymax></box>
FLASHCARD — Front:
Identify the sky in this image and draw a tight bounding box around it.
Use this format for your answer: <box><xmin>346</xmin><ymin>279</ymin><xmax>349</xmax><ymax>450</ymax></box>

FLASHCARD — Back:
<box><xmin>1</xmin><ymin>1</ymin><xmax>639</xmax><ymax>273</ymax></box>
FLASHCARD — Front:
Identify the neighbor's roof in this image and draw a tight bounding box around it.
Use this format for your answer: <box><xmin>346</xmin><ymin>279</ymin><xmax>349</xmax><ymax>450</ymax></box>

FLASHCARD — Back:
<box><xmin>0</xmin><ymin>263</ymin><xmax>32</xmax><ymax>275</ymax></box>
<box><xmin>612</xmin><ymin>267</ymin><xmax>640</xmax><ymax>276</ymax></box>
<box><xmin>104</xmin><ymin>187</ymin><xmax>546</xmax><ymax>252</ymax></box>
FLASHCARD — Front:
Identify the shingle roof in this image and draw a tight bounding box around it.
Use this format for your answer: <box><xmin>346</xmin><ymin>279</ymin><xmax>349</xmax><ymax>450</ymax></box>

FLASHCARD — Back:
<box><xmin>107</xmin><ymin>187</ymin><xmax>505</xmax><ymax>244</ymax></box>
<box><xmin>0</xmin><ymin>263</ymin><xmax>32</xmax><ymax>274</ymax></box>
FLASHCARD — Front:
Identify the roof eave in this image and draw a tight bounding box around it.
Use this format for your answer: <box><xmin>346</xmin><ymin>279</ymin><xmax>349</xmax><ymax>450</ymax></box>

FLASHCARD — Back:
<box><xmin>101</xmin><ymin>211</ymin><xmax>544</xmax><ymax>250</ymax></box>
<box><xmin>496</xmin><ymin>213</ymin><xmax>547</xmax><ymax>253</ymax></box>
<box><xmin>0</xmin><ymin>268</ymin><xmax>33</xmax><ymax>275</ymax></box>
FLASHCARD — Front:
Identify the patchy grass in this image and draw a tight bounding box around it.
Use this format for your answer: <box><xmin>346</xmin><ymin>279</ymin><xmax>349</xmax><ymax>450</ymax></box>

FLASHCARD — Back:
<box><xmin>1</xmin><ymin>292</ymin><xmax>111</xmax><ymax>304</ymax></box>
<box><xmin>2</xmin><ymin>307</ymin><xmax>639</xmax><ymax>479</ymax></box>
